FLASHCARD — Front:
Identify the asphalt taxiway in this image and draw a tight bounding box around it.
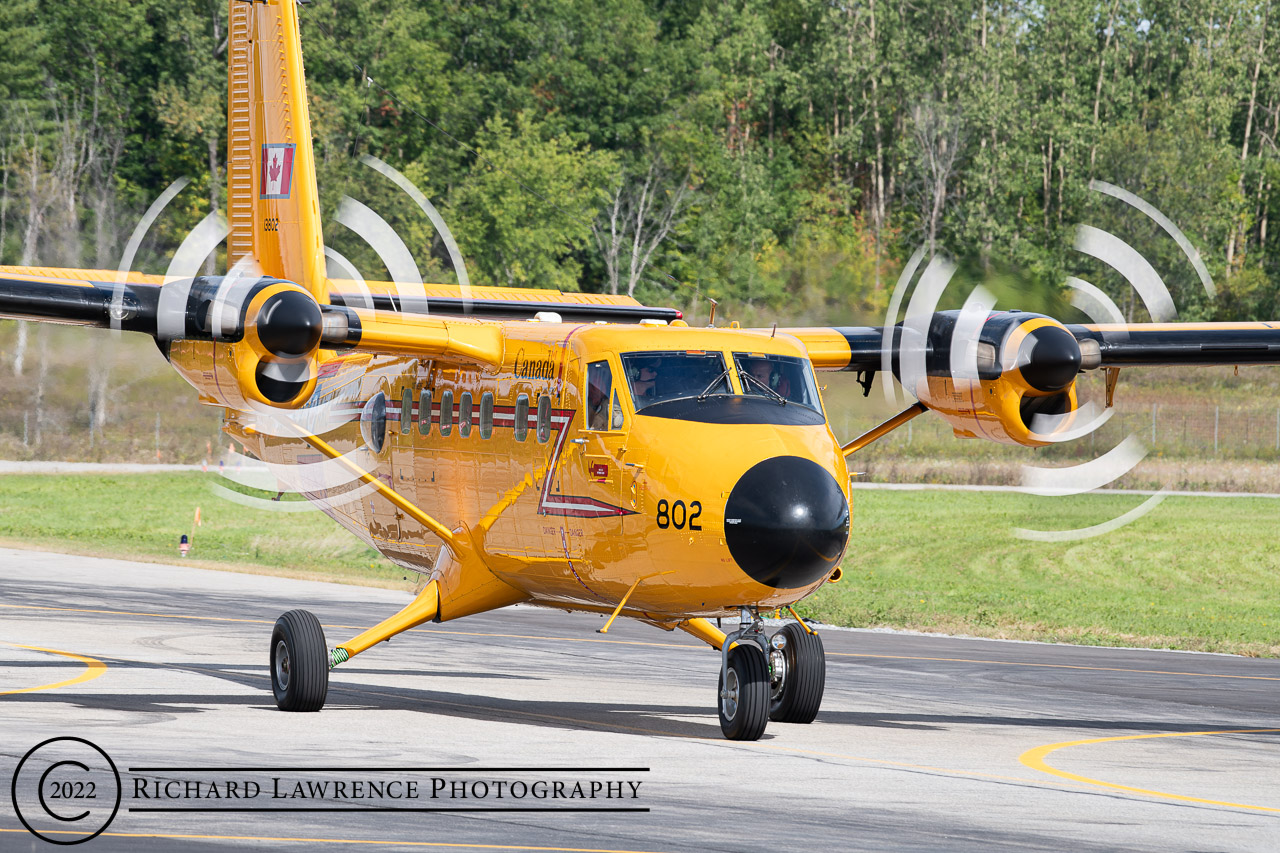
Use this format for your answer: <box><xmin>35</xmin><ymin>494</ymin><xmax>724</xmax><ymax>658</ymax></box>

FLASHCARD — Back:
<box><xmin>2</xmin><ymin>547</ymin><xmax>1278</xmax><ymax>852</ymax></box>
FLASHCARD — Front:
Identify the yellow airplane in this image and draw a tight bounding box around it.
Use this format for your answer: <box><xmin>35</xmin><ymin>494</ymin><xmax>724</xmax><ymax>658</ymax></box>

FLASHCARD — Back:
<box><xmin>3</xmin><ymin>0</ymin><xmax>1279</xmax><ymax>741</ymax></box>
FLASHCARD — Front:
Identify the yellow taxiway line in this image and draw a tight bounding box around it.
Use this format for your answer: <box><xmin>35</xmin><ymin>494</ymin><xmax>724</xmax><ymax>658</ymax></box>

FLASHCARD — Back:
<box><xmin>0</xmin><ymin>643</ymin><xmax>107</xmax><ymax>695</ymax></box>
<box><xmin>0</xmin><ymin>830</ymin><xmax>669</xmax><ymax>853</ymax></box>
<box><xmin>1019</xmin><ymin>729</ymin><xmax>1280</xmax><ymax>813</ymax></box>
<box><xmin>10</xmin><ymin>619</ymin><xmax>1276</xmax><ymax>814</ymax></box>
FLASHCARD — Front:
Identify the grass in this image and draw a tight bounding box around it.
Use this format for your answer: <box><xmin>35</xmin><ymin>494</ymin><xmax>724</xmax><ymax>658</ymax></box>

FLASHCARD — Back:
<box><xmin>802</xmin><ymin>489</ymin><xmax>1280</xmax><ymax>657</ymax></box>
<box><xmin>0</xmin><ymin>473</ymin><xmax>411</xmax><ymax>589</ymax></box>
<box><xmin>1</xmin><ymin>473</ymin><xmax>1277</xmax><ymax>657</ymax></box>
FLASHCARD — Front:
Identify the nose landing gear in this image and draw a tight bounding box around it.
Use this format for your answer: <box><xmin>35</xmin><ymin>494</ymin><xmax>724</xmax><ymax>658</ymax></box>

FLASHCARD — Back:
<box><xmin>716</xmin><ymin>608</ymin><xmax>826</xmax><ymax>740</ymax></box>
<box><xmin>718</xmin><ymin>642</ymin><xmax>769</xmax><ymax>740</ymax></box>
<box><xmin>768</xmin><ymin>621</ymin><xmax>825</xmax><ymax>723</ymax></box>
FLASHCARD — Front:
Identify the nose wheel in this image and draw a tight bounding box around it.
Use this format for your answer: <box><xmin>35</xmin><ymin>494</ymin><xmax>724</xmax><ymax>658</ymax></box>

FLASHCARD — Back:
<box><xmin>270</xmin><ymin>609</ymin><xmax>329</xmax><ymax>712</ymax></box>
<box><xmin>718</xmin><ymin>643</ymin><xmax>769</xmax><ymax>740</ymax></box>
<box><xmin>714</xmin><ymin>609</ymin><xmax>826</xmax><ymax>740</ymax></box>
<box><xmin>768</xmin><ymin>621</ymin><xmax>825</xmax><ymax>723</ymax></box>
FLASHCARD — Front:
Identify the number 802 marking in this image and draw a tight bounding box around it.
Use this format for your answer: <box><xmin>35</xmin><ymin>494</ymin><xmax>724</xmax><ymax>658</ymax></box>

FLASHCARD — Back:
<box><xmin>656</xmin><ymin>499</ymin><xmax>701</xmax><ymax>531</ymax></box>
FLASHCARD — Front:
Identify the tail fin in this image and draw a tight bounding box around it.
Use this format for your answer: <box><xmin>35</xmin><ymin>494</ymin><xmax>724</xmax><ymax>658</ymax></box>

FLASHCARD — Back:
<box><xmin>226</xmin><ymin>0</ymin><xmax>326</xmax><ymax>303</ymax></box>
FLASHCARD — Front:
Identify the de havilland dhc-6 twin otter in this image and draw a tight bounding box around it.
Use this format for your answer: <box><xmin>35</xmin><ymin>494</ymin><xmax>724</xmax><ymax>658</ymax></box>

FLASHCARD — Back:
<box><xmin>4</xmin><ymin>0</ymin><xmax>1280</xmax><ymax>741</ymax></box>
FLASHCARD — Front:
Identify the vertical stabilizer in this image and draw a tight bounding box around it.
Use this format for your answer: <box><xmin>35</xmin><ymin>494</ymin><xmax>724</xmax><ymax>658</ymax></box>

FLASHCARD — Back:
<box><xmin>226</xmin><ymin>0</ymin><xmax>326</xmax><ymax>302</ymax></box>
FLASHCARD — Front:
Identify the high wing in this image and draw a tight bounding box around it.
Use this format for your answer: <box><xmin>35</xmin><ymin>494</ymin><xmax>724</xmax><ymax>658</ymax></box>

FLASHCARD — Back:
<box><xmin>784</xmin><ymin>314</ymin><xmax>1280</xmax><ymax>448</ymax></box>
<box><xmin>1065</xmin><ymin>322</ymin><xmax>1280</xmax><ymax>366</ymax></box>
<box><xmin>327</xmin><ymin>279</ymin><xmax>681</xmax><ymax>324</ymax></box>
<box><xmin>0</xmin><ymin>266</ymin><xmax>677</xmax><ymax>362</ymax></box>
<box><xmin>787</xmin><ymin>318</ymin><xmax>1280</xmax><ymax>374</ymax></box>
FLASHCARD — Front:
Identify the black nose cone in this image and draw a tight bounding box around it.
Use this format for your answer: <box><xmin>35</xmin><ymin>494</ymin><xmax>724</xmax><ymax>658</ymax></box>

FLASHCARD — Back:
<box><xmin>1018</xmin><ymin>324</ymin><xmax>1081</xmax><ymax>393</ymax></box>
<box><xmin>724</xmin><ymin>456</ymin><xmax>850</xmax><ymax>589</ymax></box>
<box><xmin>256</xmin><ymin>289</ymin><xmax>323</xmax><ymax>359</ymax></box>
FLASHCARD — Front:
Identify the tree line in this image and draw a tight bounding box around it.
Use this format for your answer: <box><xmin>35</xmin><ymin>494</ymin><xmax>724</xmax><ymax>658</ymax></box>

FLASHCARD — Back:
<box><xmin>2</xmin><ymin>0</ymin><xmax>1278</xmax><ymax>335</ymax></box>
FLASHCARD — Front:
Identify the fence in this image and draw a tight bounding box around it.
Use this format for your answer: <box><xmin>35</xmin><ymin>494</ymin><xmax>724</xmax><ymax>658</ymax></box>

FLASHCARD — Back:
<box><xmin>827</xmin><ymin>400</ymin><xmax>1280</xmax><ymax>461</ymax></box>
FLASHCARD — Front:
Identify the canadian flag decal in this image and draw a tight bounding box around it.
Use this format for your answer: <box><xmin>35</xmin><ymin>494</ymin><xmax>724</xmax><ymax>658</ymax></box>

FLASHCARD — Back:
<box><xmin>260</xmin><ymin>144</ymin><xmax>296</xmax><ymax>199</ymax></box>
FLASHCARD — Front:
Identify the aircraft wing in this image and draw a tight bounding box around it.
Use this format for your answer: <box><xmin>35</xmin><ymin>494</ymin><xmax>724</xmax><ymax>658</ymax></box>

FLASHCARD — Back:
<box><xmin>787</xmin><ymin>320</ymin><xmax>1280</xmax><ymax>374</ymax></box>
<box><xmin>328</xmin><ymin>278</ymin><xmax>682</xmax><ymax>323</ymax></box>
<box><xmin>0</xmin><ymin>266</ymin><xmax>679</xmax><ymax>332</ymax></box>
<box><xmin>0</xmin><ymin>265</ymin><xmax>685</xmax><ymax>409</ymax></box>
<box><xmin>1064</xmin><ymin>322</ymin><xmax>1280</xmax><ymax>366</ymax></box>
<box><xmin>0</xmin><ymin>267</ymin><xmax>170</xmax><ymax>331</ymax></box>
<box><xmin>0</xmin><ymin>266</ymin><xmax>510</xmax><ymax>365</ymax></box>
<box><xmin>784</xmin><ymin>315</ymin><xmax>1280</xmax><ymax>447</ymax></box>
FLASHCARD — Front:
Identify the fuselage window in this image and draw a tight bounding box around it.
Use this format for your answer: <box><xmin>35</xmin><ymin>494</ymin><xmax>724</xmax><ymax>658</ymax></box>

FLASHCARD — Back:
<box><xmin>585</xmin><ymin>360</ymin><xmax>615</xmax><ymax>430</ymax></box>
<box><xmin>733</xmin><ymin>353</ymin><xmax>824</xmax><ymax>413</ymax></box>
<box><xmin>479</xmin><ymin>392</ymin><xmax>494</xmax><ymax>439</ymax></box>
<box><xmin>514</xmin><ymin>394</ymin><xmax>530</xmax><ymax>442</ymax></box>
<box><xmin>418</xmin><ymin>388</ymin><xmax>432</xmax><ymax>435</ymax></box>
<box><xmin>361</xmin><ymin>391</ymin><xmax>387</xmax><ymax>453</ymax></box>
<box><xmin>440</xmin><ymin>390</ymin><xmax>454</xmax><ymax>436</ymax></box>
<box><xmin>401</xmin><ymin>387</ymin><xmax>413</xmax><ymax>435</ymax></box>
<box><xmin>459</xmin><ymin>392</ymin><xmax>473</xmax><ymax>437</ymax></box>
<box><xmin>536</xmin><ymin>394</ymin><xmax>551</xmax><ymax>443</ymax></box>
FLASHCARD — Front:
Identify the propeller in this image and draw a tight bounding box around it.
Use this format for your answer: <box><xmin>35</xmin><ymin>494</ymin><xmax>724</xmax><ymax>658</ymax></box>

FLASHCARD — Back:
<box><xmin>866</xmin><ymin>179</ymin><xmax>1215</xmax><ymax>540</ymax></box>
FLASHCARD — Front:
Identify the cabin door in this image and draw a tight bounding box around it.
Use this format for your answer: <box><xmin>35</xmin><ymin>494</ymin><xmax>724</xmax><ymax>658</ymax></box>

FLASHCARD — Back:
<box><xmin>578</xmin><ymin>358</ymin><xmax>631</xmax><ymax>515</ymax></box>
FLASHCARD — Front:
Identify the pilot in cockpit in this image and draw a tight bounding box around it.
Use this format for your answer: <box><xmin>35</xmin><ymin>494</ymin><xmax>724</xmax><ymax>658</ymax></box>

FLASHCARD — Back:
<box><xmin>630</xmin><ymin>359</ymin><xmax>659</xmax><ymax>402</ymax></box>
<box><xmin>744</xmin><ymin>358</ymin><xmax>791</xmax><ymax>399</ymax></box>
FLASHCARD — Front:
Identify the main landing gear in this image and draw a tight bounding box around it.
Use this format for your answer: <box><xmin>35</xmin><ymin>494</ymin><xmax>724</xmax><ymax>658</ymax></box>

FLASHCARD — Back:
<box><xmin>269</xmin><ymin>580</ymin><xmax>440</xmax><ymax>713</ymax></box>
<box><xmin>717</xmin><ymin>608</ymin><xmax>825</xmax><ymax>740</ymax></box>
<box><xmin>270</xmin><ymin>609</ymin><xmax>329</xmax><ymax>712</ymax></box>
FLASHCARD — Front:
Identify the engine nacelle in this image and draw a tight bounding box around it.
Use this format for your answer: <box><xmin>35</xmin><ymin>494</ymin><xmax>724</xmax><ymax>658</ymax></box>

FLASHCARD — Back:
<box><xmin>918</xmin><ymin>373</ymin><xmax>1080</xmax><ymax>447</ymax></box>
<box><xmin>164</xmin><ymin>276</ymin><xmax>323</xmax><ymax>411</ymax></box>
<box><xmin>901</xmin><ymin>312</ymin><xmax>1086</xmax><ymax>447</ymax></box>
<box><xmin>231</xmin><ymin>283</ymin><xmax>323</xmax><ymax>407</ymax></box>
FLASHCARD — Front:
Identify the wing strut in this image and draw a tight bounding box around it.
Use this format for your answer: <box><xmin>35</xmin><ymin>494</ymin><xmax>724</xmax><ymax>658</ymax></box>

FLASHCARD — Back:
<box><xmin>841</xmin><ymin>402</ymin><xmax>929</xmax><ymax>457</ymax></box>
<box><xmin>281</xmin><ymin>428</ymin><xmax>460</xmax><ymax>548</ymax></box>
<box><xmin>279</xmin><ymin>427</ymin><xmax>454</xmax><ymax>666</ymax></box>
<box><xmin>329</xmin><ymin>581</ymin><xmax>441</xmax><ymax>666</ymax></box>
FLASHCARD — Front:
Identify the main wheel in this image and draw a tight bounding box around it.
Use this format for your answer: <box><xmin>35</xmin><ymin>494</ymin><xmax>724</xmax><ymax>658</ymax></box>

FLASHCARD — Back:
<box><xmin>270</xmin><ymin>609</ymin><xmax>329</xmax><ymax>712</ymax></box>
<box><xmin>769</xmin><ymin>622</ymin><xmax>825</xmax><ymax>723</ymax></box>
<box><xmin>718</xmin><ymin>643</ymin><xmax>769</xmax><ymax>741</ymax></box>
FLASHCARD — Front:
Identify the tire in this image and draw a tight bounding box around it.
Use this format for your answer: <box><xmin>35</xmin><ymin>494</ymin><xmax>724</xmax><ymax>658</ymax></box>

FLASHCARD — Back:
<box><xmin>271</xmin><ymin>609</ymin><xmax>329</xmax><ymax>712</ymax></box>
<box><xmin>768</xmin><ymin>622</ymin><xmax>825</xmax><ymax>724</ymax></box>
<box><xmin>718</xmin><ymin>643</ymin><xmax>769</xmax><ymax>741</ymax></box>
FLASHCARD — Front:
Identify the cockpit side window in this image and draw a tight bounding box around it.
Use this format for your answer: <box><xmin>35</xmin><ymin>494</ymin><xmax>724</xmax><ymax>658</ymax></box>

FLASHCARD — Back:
<box><xmin>620</xmin><ymin>351</ymin><xmax>730</xmax><ymax>412</ymax></box>
<box><xmin>611</xmin><ymin>389</ymin><xmax>624</xmax><ymax>429</ymax></box>
<box><xmin>733</xmin><ymin>353</ymin><xmax>823</xmax><ymax>413</ymax></box>
<box><xmin>585</xmin><ymin>360</ymin><xmax>616</xmax><ymax>430</ymax></box>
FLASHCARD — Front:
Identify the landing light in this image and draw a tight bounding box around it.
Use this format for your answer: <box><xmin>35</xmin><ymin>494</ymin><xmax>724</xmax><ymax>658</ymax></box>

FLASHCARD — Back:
<box><xmin>770</xmin><ymin>634</ymin><xmax>787</xmax><ymax>650</ymax></box>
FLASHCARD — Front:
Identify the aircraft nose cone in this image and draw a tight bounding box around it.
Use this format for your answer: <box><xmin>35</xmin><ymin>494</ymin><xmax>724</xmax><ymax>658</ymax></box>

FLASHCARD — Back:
<box><xmin>724</xmin><ymin>456</ymin><xmax>850</xmax><ymax>590</ymax></box>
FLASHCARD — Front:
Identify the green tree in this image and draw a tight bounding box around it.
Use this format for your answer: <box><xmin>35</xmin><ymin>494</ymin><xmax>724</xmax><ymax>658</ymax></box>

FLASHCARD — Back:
<box><xmin>448</xmin><ymin>112</ymin><xmax>616</xmax><ymax>291</ymax></box>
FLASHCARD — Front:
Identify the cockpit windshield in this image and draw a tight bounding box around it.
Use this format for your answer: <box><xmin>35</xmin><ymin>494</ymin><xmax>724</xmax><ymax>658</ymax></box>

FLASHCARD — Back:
<box><xmin>733</xmin><ymin>353</ymin><xmax>823</xmax><ymax>412</ymax></box>
<box><xmin>621</xmin><ymin>351</ymin><xmax>730</xmax><ymax>412</ymax></box>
